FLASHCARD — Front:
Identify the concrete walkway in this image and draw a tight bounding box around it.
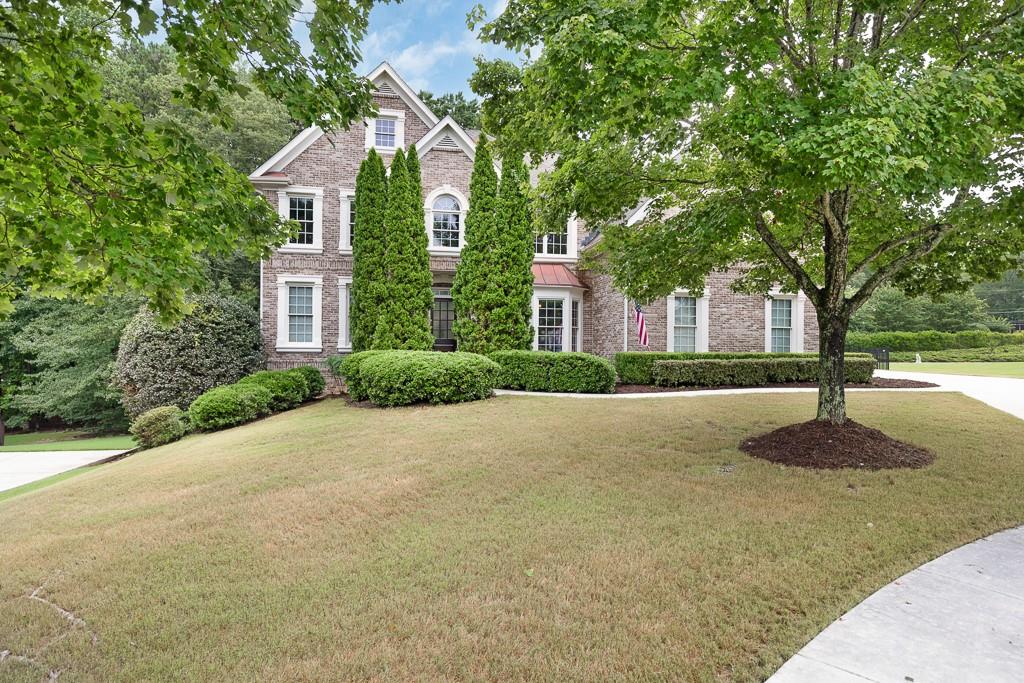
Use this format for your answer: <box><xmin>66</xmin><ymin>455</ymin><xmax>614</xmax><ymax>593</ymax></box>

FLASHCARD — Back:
<box><xmin>877</xmin><ymin>369</ymin><xmax>1024</xmax><ymax>421</ymax></box>
<box><xmin>768</xmin><ymin>525</ymin><xmax>1024</xmax><ymax>682</ymax></box>
<box><xmin>0</xmin><ymin>450</ymin><xmax>129</xmax><ymax>493</ymax></box>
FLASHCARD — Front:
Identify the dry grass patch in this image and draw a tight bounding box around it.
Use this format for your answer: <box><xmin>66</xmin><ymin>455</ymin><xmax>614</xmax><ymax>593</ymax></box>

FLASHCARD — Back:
<box><xmin>1</xmin><ymin>392</ymin><xmax>1023</xmax><ymax>682</ymax></box>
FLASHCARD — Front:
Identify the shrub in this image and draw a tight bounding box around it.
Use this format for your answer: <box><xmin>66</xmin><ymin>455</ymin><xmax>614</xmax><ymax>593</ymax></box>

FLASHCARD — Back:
<box><xmin>292</xmin><ymin>366</ymin><xmax>326</xmax><ymax>399</ymax></box>
<box><xmin>115</xmin><ymin>294</ymin><xmax>264</xmax><ymax>419</ymax></box>
<box><xmin>188</xmin><ymin>383</ymin><xmax>272</xmax><ymax>431</ymax></box>
<box><xmin>238</xmin><ymin>370</ymin><xmax>308</xmax><ymax>411</ymax></box>
<box><xmin>129</xmin><ymin>405</ymin><xmax>188</xmax><ymax>449</ymax></box>
<box><xmin>489</xmin><ymin>351</ymin><xmax>616</xmax><ymax>393</ymax></box>
<box><xmin>890</xmin><ymin>345</ymin><xmax>1024</xmax><ymax>362</ymax></box>
<box><xmin>652</xmin><ymin>356</ymin><xmax>876</xmax><ymax>387</ymax></box>
<box><xmin>329</xmin><ymin>350</ymin><xmax>388</xmax><ymax>401</ymax></box>
<box><xmin>358</xmin><ymin>351</ymin><xmax>499</xmax><ymax>407</ymax></box>
<box><xmin>846</xmin><ymin>330</ymin><xmax>1024</xmax><ymax>352</ymax></box>
<box><xmin>616</xmin><ymin>351</ymin><xmax>826</xmax><ymax>385</ymax></box>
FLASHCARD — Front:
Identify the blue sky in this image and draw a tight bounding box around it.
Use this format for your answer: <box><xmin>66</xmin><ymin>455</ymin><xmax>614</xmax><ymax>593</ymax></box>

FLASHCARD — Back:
<box><xmin>303</xmin><ymin>0</ymin><xmax>516</xmax><ymax>98</ymax></box>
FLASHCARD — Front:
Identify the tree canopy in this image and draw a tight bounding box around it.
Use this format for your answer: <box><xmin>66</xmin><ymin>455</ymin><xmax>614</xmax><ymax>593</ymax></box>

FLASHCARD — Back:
<box><xmin>419</xmin><ymin>90</ymin><xmax>482</xmax><ymax>129</ymax></box>
<box><xmin>1</xmin><ymin>0</ymin><xmax>381</xmax><ymax>318</ymax></box>
<box><xmin>471</xmin><ymin>0</ymin><xmax>1024</xmax><ymax>423</ymax></box>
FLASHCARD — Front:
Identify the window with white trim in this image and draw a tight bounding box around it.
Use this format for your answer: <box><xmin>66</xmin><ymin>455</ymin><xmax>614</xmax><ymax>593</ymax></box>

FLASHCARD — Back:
<box><xmin>431</xmin><ymin>195</ymin><xmax>461</xmax><ymax>248</ymax></box>
<box><xmin>770</xmin><ymin>298</ymin><xmax>793</xmax><ymax>353</ymax></box>
<box><xmin>338</xmin><ymin>277</ymin><xmax>352</xmax><ymax>351</ymax></box>
<box><xmin>275</xmin><ymin>275</ymin><xmax>322</xmax><ymax>351</ymax></box>
<box><xmin>375</xmin><ymin>118</ymin><xmax>395</xmax><ymax>148</ymax></box>
<box><xmin>537</xmin><ymin>299</ymin><xmax>564</xmax><ymax>351</ymax></box>
<box><xmin>673</xmin><ymin>296</ymin><xmax>698</xmax><ymax>352</ymax></box>
<box><xmin>365</xmin><ymin>110</ymin><xmax>405</xmax><ymax>151</ymax></box>
<box><xmin>277</xmin><ymin>187</ymin><xmax>323</xmax><ymax>253</ymax></box>
<box><xmin>535</xmin><ymin>232</ymin><xmax>568</xmax><ymax>255</ymax></box>
<box><xmin>571</xmin><ymin>300</ymin><xmax>580</xmax><ymax>351</ymax></box>
<box><xmin>339</xmin><ymin>189</ymin><xmax>355</xmax><ymax>252</ymax></box>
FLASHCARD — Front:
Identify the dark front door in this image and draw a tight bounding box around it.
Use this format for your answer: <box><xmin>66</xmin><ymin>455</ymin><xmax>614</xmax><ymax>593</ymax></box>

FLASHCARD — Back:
<box><xmin>431</xmin><ymin>288</ymin><xmax>456</xmax><ymax>351</ymax></box>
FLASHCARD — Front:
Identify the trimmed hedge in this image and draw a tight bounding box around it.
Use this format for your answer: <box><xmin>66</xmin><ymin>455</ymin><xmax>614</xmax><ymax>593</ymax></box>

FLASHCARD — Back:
<box><xmin>489</xmin><ymin>351</ymin><xmax>616</xmax><ymax>393</ymax></box>
<box><xmin>292</xmin><ymin>366</ymin><xmax>326</xmax><ymax>398</ymax></box>
<box><xmin>238</xmin><ymin>370</ymin><xmax>308</xmax><ymax>411</ymax></box>
<box><xmin>188</xmin><ymin>383</ymin><xmax>272</xmax><ymax>431</ymax></box>
<box><xmin>329</xmin><ymin>351</ymin><xmax>388</xmax><ymax>401</ymax></box>
<box><xmin>890</xmin><ymin>345</ymin><xmax>1024</xmax><ymax>363</ymax></box>
<box><xmin>358</xmin><ymin>351</ymin><xmax>499</xmax><ymax>407</ymax></box>
<box><xmin>130</xmin><ymin>405</ymin><xmax>188</xmax><ymax>449</ymax></box>
<box><xmin>615</xmin><ymin>352</ymin><xmax>877</xmax><ymax>385</ymax></box>
<box><xmin>846</xmin><ymin>330</ymin><xmax>1024</xmax><ymax>352</ymax></box>
<box><xmin>653</xmin><ymin>357</ymin><xmax>876</xmax><ymax>387</ymax></box>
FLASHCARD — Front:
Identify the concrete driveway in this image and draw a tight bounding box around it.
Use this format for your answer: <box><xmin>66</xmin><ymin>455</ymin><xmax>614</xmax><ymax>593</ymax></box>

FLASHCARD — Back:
<box><xmin>877</xmin><ymin>368</ymin><xmax>1024</xmax><ymax>421</ymax></box>
<box><xmin>0</xmin><ymin>450</ymin><xmax>129</xmax><ymax>493</ymax></box>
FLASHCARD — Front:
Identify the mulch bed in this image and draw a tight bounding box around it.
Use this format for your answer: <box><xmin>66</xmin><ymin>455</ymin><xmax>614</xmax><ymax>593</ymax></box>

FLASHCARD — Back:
<box><xmin>614</xmin><ymin>377</ymin><xmax>937</xmax><ymax>394</ymax></box>
<box><xmin>739</xmin><ymin>420</ymin><xmax>935</xmax><ymax>470</ymax></box>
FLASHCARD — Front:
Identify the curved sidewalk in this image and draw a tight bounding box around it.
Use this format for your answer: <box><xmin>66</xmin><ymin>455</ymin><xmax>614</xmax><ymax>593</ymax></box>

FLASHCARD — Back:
<box><xmin>768</xmin><ymin>526</ymin><xmax>1024</xmax><ymax>682</ymax></box>
<box><xmin>877</xmin><ymin>369</ymin><xmax>1024</xmax><ymax>421</ymax></box>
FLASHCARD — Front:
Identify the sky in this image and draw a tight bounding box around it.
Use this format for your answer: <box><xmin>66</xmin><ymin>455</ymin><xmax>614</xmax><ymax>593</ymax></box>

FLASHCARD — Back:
<box><xmin>300</xmin><ymin>0</ymin><xmax>516</xmax><ymax>98</ymax></box>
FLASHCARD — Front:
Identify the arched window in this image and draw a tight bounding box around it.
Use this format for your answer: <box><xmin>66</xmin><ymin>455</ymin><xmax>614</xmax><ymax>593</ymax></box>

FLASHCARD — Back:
<box><xmin>431</xmin><ymin>195</ymin><xmax>461</xmax><ymax>248</ymax></box>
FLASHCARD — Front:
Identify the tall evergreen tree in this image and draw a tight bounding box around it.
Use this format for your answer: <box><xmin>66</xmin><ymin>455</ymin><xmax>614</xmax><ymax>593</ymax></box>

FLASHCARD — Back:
<box><xmin>489</xmin><ymin>156</ymin><xmax>535</xmax><ymax>349</ymax></box>
<box><xmin>451</xmin><ymin>137</ymin><xmax>501</xmax><ymax>352</ymax></box>
<box><xmin>350</xmin><ymin>150</ymin><xmax>389</xmax><ymax>351</ymax></box>
<box><xmin>372</xmin><ymin>147</ymin><xmax>434</xmax><ymax>350</ymax></box>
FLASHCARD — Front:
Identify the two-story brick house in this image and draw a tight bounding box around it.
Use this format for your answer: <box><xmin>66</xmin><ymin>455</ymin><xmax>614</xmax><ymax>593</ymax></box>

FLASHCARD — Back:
<box><xmin>251</xmin><ymin>62</ymin><xmax>818</xmax><ymax>371</ymax></box>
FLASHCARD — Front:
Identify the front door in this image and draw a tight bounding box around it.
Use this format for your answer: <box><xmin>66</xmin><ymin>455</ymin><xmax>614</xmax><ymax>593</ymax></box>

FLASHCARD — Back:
<box><xmin>431</xmin><ymin>287</ymin><xmax>456</xmax><ymax>351</ymax></box>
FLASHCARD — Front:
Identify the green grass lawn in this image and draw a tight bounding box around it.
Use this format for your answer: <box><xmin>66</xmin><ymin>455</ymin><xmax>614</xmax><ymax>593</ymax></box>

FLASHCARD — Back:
<box><xmin>0</xmin><ymin>430</ymin><xmax>135</xmax><ymax>452</ymax></box>
<box><xmin>1</xmin><ymin>393</ymin><xmax>1023</xmax><ymax>681</ymax></box>
<box><xmin>890</xmin><ymin>361</ymin><xmax>1024</xmax><ymax>378</ymax></box>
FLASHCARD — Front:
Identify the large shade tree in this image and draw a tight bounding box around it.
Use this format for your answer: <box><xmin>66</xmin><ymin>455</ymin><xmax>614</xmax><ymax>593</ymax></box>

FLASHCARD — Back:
<box><xmin>471</xmin><ymin>0</ymin><xmax>1024</xmax><ymax>425</ymax></box>
<box><xmin>1</xmin><ymin>0</ymin><xmax>380</xmax><ymax>319</ymax></box>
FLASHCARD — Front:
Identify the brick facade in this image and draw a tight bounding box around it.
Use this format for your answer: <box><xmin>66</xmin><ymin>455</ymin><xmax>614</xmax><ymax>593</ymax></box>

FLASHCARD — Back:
<box><xmin>254</xmin><ymin>63</ymin><xmax>821</xmax><ymax>376</ymax></box>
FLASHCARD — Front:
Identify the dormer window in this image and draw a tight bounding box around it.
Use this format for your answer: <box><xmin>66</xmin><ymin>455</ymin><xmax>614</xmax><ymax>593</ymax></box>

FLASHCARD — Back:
<box><xmin>365</xmin><ymin>110</ymin><xmax>405</xmax><ymax>151</ymax></box>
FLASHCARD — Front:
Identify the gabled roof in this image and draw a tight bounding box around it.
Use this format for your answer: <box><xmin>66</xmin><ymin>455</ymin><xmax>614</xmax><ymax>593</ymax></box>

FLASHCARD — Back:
<box><xmin>415</xmin><ymin>116</ymin><xmax>478</xmax><ymax>161</ymax></box>
<box><xmin>366</xmin><ymin>61</ymin><xmax>439</xmax><ymax>128</ymax></box>
<box><xmin>249</xmin><ymin>126</ymin><xmax>324</xmax><ymax>181</ymax></box>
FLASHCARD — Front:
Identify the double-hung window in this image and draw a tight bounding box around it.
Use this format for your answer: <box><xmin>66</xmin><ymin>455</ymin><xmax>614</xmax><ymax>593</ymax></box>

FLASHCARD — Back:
<box><xmin>339</xmin><ymin>189</ymin><xmax>355</xmax><ymax>252</ymax></box>
<box><xmin>770</xmin><ymin>299</ymin><xmax>793</xmax><ymax>353</ymax></box>
<box><xmin>375</xmin><ymin>118</ymin><xmax>396</xmax><ymax>148</ymax></box>
<box><xmin>673</xmin><ymin>296</ymin><xmax>698</xmax><ymax>352</ymax></box>
<box><xmin>277</xmin><ymin>187</ymin><xmax>323</xmax><ymax>253</ymax></box>
<box><xmin>338</xmin><ymin>277</ymin><xmax>352</xmax><ymax>351</ymax></box>
<box><xmin>365</xmin><ymin>111</ymin><xmax>405</xmax><ymax>151</ymax></box>
<box><xmin>275</xmin><ymin>275</ymin><xmax>323</xmax><ymax>351</ymax></box>
<box><xmin>289</xmin><ymin>196</ymin><xmax>314</xmax><ymax>245</ymax></box>
<box><xmin>570</xmin><ymin>300</ymin><xmax>580</xmax><ymax>351</ymax></box>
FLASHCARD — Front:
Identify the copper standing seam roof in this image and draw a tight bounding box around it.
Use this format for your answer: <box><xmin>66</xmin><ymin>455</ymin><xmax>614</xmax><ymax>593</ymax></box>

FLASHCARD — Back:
<box><xmin>531</xmin><ymin>263</ymin><xmax>587</xmax><ymax>289</ymax></box>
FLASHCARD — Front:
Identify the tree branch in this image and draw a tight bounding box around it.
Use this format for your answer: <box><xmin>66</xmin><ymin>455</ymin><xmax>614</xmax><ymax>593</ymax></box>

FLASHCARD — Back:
<box><xmin>753</xmin><ymin>212</ymin><xmax>822</xmax><ymax>306</ymax></box>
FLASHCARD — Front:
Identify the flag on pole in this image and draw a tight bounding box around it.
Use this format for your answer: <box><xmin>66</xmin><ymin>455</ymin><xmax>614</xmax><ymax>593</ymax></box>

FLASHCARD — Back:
<box><xmin>633</xmin><ymin>301</ymin><xmax>649</xmax><ymax>347</ymax></box>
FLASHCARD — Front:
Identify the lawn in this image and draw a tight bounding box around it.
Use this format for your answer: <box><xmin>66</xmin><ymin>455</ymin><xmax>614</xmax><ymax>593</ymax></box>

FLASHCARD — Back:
<box><xmin>1</xmin><ymin>393</ymin><xmax>1023</xmax><ymax>681</ymax></box>
<box><xmin>890</xmin><ymin>361</ymin><xmax>1024</xmax><ymax>378</ymax></box>
<box><xmin>0</xmin><ymin>430</ymin><xmax>136</xmax><ymax>453</ymax></box>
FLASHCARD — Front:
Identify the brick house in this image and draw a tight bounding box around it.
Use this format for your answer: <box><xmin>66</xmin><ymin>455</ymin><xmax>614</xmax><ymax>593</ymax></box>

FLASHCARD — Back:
<box><xmin>251</xmin><ymin>62</ymin><xmax>818</xmax><ymax>370</ymax></box>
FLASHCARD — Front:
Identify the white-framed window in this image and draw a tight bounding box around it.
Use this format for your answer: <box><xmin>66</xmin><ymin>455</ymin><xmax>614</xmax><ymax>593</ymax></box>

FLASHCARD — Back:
<box><xmin>339</xmin><ymin>189</ymin><xmax>355</xmax><ymax>253</ymax></box>
<box><xmin>337</xmin><ymin>276</ymin><xmax>352</xmax><ymax>351</ymax></box>
<box><xmin>365</xmin><ymin>109</ymin><xmax>405</xmax><ymax>151</ymax></box>
<box><xmin>666</xmin><ymin>291</ymin><xmax>710</xmax><ymax>352</ymax></box>
<box><xmin>531</xmin><ymin>287</ymin><xmax>583</xmax><ymax>352</ymax></box>
<box><xmin>424</xmin><ymin>186</ymin><xmax>468</xmax><ymax>252</ymax></box>
<box><xmin>764</xmin><ymin>292</ymin><xmax>805</xmax><ymax>352</ymax></box>
<box><xmin>275</xmin><ymin>274</ymin><xmax>323</xmax><ymax>351</ymax></box>
<box><xmin>276</xmin><ymin>186</ymin><xmax>323</xmax><ymax>253</ymax></box>
<box><xmin>533</xmin><ymin>216</ymin><xmax>578</xmax><ymax>261</ymax></box>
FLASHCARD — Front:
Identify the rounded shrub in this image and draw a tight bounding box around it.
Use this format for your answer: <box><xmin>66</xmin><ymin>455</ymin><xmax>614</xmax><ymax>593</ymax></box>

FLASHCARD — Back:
<box><xmin>358</xmin><ymin>351</ymin><xmax>499</xmax><ymax>407</ymax></box>
<box><xmin>129</xmin><ymin>405</ymin><xmax>188</xmax><ymax>449</ymax></box>
<box><xmin>188</xmin><ymin>383</ymin><xmax>272</xmax><ymax>431</ymax></box>
<box><xmin>115</xmin><ymin>295</ymin><xmax>264</xmax><ymax>419</ymax></box>
<box><xmin>292</xmin><ymin>366</ymin><xmax>326</xmax><ymax>399</ymax></box>
<box><xmin>329</xmin><ymin>350</ymin><xmax>388</xmax><ymax>401</ymax></box>
<box><xmin>238</xmin><ymin>370</ymin><xmax>308</xmax><ymax>411</ymax></box>
<box><xmin>489</xmin><ymin>351</ymin><xmax>616</xmax><ymax>393</ymax></box>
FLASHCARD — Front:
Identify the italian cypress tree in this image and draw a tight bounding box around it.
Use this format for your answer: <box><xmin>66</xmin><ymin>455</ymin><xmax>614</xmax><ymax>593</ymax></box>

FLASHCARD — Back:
<box><xmin>372</xmin><ymin>146</ymin><xmax>434</xmax><ymax>350</ymax></box>
<box><xmin>488</xmin><ymin>155</ymin><xmax>535</xmax><ymax>350</ymax></box>
<box><xmin>451</xmin><ymin>137</ymin><xmax>500</xmax><ymax>353</ymax></box>
<box><xmin>349</xmin><ymin>149</ymin><xmax>388</xmax><ymax>351</ymax></box>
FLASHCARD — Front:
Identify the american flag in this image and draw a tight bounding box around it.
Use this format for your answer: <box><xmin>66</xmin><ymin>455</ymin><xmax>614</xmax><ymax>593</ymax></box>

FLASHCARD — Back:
<box><xmin>633</xmin><ymin>301</ymin><xmax>649</xmax><ymax>347</ymax></box>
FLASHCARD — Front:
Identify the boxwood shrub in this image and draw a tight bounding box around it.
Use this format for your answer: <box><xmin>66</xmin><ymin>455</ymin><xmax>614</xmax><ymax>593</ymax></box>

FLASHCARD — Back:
<box><xmin>616</xmin><ymin>351</ymin><xmax>831</xmax><ymax>385</ymax></box>
<box><xmin>358</xmin><ymin>351</ymin><xmax>499</xmax><ymax>407</ymax></box>
<box><xmin>329</xmin><ymin>350</ymin><xmax>389</xmax><ymax>401</ymax></box>
<box><xmin>129</xmin><ymin>405</ymin><xmax>188</xmax><ymax>449</ymax></box>
<box><xmin>652</xmin><ymin>356</ymin><xmax>876</xmax><ymax>387</ymax></box>
<box><xmin>846</xmin><ymin>330</ymin><xmax>1024</xmax><ymax>352</ymax></box>
<box><xmin>237</xmin><ymin>370</ymin><xmax>308</xmax><ymax>411</ymax></box>
<box><xmin>489</xmin><ymin>351</ymin><xmax>616</xmax><ymax>393</ymax></box>
<box><xmin>292</xmin><ymin>366</ymin><xmax>326</xmax><ymax>398</ymax></box>
<box><xmin>188</xmin><ymin>383</ymin><xmax>273</xmax><ymax>431</ymax></box>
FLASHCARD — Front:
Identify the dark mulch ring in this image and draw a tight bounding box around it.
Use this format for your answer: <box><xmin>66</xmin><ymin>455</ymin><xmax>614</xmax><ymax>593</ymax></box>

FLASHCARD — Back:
<box><xmin>740</xmin><ymin>420</ymin><xmax>936</xmax><ymax>470</ymax></box>
<box><xmin>614</xmin><ymin>377</ymin><xmax>937</xmax><ymax>394</ymax></box>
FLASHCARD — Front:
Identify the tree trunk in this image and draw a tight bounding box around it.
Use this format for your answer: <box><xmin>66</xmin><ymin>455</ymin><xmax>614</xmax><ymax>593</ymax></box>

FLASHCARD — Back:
<box><xmin>817</xmin><ymin>312</ymin><xmax>849</xmax><ymax>424</ymax></box>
